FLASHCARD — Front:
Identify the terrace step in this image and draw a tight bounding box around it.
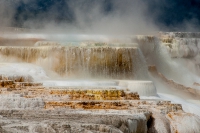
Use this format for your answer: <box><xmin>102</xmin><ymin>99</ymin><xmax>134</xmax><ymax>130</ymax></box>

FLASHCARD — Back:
<box><xmin>44</xmin><ymin>100</ymin><xmax>183</xmax><ymax>114</ymax></box>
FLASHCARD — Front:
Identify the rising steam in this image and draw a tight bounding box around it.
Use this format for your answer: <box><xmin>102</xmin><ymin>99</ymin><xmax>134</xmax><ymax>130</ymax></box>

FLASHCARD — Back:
<box><xmin>1</xmin><ymin>0</ymin><xmax>158</xmax><ymax>34</ymax></box>
<box><xmin>1</xmin><ymin>0</ymin><xmax>199</xmax><ymax>34</ymax></box>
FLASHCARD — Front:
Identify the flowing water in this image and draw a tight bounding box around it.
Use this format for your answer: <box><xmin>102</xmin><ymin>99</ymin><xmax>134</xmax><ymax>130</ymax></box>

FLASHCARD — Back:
<box><xmin>0</xmin><ymin>44</ymin><xmax>149</xmax><ymax>80</ymax></box>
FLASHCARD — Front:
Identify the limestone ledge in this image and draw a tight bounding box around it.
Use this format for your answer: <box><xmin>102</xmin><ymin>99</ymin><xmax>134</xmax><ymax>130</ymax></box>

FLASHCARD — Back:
<box><xmin>0</xmin><ymin>80</ymin><xmax>182</xmax><ymax>114</ymax></box>
<box><xmin>44</xmin><ymin>100</ymin><xmax>182</xmax><ymax>114</ymax></box>
<box><xmin>14</xmin><ymin>88</ymin><xmax>139</xmax><ymax>101</ymax></box>
<box><xmin>49</xmin><ymin>89</ymin><xmax>139</xmax><ymax>100</ymax></box>
<box><xmin>0</xmin><ymin>80</ymin><xmax>140</xmax><ymax>101</ymax></box>
<box><xmin>0</xmin><ymin>80</ymin><xmax>42</xmax><ymax>89</ymax></box>
<box><xmin>0</xmin><ymin>75</ymin><xmax>33</xmax><ymax>82</ymax></box>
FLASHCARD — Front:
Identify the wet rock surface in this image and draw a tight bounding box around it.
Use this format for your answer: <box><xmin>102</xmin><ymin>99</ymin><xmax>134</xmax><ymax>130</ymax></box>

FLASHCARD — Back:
<box><xmin>0</xmin><ymin>32</ymin><xmax>199</xmax><ymax>132</ymax></box>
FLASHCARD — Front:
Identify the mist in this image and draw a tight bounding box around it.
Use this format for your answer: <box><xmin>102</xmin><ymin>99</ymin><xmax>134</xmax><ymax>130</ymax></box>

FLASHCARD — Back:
<box><xmin>1</xmin><ymin>0</ymin><xmax>200</xmax><ymax>35</ymax></box>
<box><xmin>0</xmin><ymin>0</ymin><xmax>160</xmax><ymax>35</ymax></box>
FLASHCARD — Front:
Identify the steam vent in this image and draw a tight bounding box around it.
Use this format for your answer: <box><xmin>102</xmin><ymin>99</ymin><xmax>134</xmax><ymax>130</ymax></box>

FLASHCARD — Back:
<box><xmin>0</xmin><ymin>29</ymin><xmax>200</xmax><ymax>133</ymax></box>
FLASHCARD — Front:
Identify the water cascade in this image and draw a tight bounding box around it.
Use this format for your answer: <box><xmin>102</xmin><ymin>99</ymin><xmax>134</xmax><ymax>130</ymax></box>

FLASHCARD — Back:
<box><xmin>0</xmin><ymin>45</ymin><xmax>149</xmax><ymax>80</ymax></box>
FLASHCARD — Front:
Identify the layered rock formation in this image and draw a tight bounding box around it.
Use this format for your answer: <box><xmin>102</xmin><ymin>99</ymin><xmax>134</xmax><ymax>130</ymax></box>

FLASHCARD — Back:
<box><xmin>0</xmin><ymin>31</ymin><xmax>199</xmax><ymax>133</ymax></box>
<box><xmin>0</xmin><ymin>78</ymin><xmax>195</xmax><ymax>133</ymax></box>
<box><xmin>0</xmin><ymin>73</ymin><xmax>198</xmax><ymax>132</ymax></box>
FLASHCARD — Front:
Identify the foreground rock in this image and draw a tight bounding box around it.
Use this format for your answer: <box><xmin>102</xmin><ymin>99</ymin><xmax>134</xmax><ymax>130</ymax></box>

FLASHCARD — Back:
<box><xmin>0</xmin><ymin>79</ymin><xmax>198</xmax><ymax>133</ymax></box>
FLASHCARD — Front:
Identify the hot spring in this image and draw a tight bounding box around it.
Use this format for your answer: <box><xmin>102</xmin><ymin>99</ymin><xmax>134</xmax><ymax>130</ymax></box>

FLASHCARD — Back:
<box><xmin>0</xmin><ymin>31</ymin><xmax>200</xmax><ymax>132</ymax></box>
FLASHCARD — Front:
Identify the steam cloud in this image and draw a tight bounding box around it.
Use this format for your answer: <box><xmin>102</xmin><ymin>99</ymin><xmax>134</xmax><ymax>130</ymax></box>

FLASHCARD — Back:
<box><xmin>0</xmin><ymin>0</ymin><xmax>200</xmax><ymax>34</ymax></box>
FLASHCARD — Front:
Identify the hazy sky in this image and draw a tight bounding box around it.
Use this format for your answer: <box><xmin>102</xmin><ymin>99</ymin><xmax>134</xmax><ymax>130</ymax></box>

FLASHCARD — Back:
<box><xmin>0</xmin><ymin>0</ymin><xmax>200</xmax><ymax>34</ymax></box>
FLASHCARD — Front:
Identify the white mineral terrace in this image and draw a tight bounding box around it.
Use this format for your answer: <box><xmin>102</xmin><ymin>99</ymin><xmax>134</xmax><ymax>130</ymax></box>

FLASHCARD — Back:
<box><xmin>0</xmin><ymin>32</ymin><xmax>199</xmax><ymax>132</ymax></box>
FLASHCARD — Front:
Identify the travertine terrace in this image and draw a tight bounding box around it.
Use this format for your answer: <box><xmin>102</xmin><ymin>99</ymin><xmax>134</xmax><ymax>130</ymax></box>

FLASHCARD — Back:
<box><xmin>0</xmin><ymin>30</ymin><xmax>199</xmax><ymax>133</ymax></box>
